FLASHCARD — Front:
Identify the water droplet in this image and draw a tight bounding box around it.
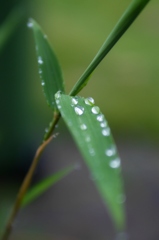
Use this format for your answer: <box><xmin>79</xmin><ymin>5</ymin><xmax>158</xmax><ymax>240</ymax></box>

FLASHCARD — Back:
<box><xmin>44</xmin><ymin>34</ymin><xmax>47</xmax><ymax>39</ymax></box>
<box><xmin>74</xmin><ymin>106</ymin><xmax>84</xmax><ymax>115</ymax></box>
<box><xmin>80</xmin><ymin>124</ymin><xmax>87</xmax><ymax>130</ymax></box>
<box><xmin>56</xmin><ymin>99</ymin><xmax>60</xmax><ymax>105</ymax></box>
<box><xmin>100</xmin><ymin>121</ymin><xmax>107</xmax><ymax>128</ymax></box>
<box><xmin>38</xmin><ymin>56</ymin><xmax>43</xmax><ymax>64</ymax></box>
<box><xmin>41</xmin><ymin>81</ymin><xmax>45</xmax><ymax>86</ymax></box>
<box><xmin>97</xmin><ymin>114</ymin><xmax>104</xmax><ymax>122</ymax></box>
<box><xmin>85</xmin><ymin>136</ymin><xmax>91</xmax><ymax>142</ymax></box>
<box><xmin>105</xmin><ymin>146</ymin><xmax>116</xmax><ymax>157</ymax></box>
<box><xmin>102</xmin><ymin>128</ymin><xmax>110</xmax><ymax>136</ymax></box>
<box><xmin>39</xmin><ymin>69</ymin><xmax>42</xmax><ymax>74</ymax></box>
<box><xmin>58</xmin><ymin>105</ymin><xmax>61</xmax><ymax>109</ymax></box>
<box><xmin>45</xmin><ymin>128</ymin><xmax>48</xmax><ymax>133</ymax></box>
<box><xmin>91</xmin><ymin>106</ymin><xmax>100</xmax><ymax>114</ymax></box>
<box><xmin>27</xmin><ymin>20</ymin><xmax>33</xmax><ymax>28</ymax></box>
<box><xmin>85</xmin><ymin>97</ymin><xmax>95</xmax><ymax>105</ymax></box>
<box><xmin>89</xmin><ymin>148</ymin><xmax>95</xmax><ymax>156</ymax></box>
<box><xmin>55</xmin><ymin>91</ymin><xmax>62</xmax><ymax>99</ymax></box>
<box><xmin>109</xmin><ymin>158</ymin><xmax>121</xmax><ymax>168</ymax></box>
<box><xmin>71</xmin><ymin>97</ymin><xmax>78</xmax><ymax>105</ymax></box>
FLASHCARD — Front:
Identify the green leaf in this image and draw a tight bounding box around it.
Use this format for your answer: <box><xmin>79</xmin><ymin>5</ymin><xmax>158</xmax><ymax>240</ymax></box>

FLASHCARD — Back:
<box><xmin>0</xmin><ymin>5</ymin><xmax>24</xmax><ymax>54</ymax></box>
<box><xmin>28</xmin><ymin>19</ymin><xmax>65</xmax><ymax>111</ymax></box>
<box><xmin>70</xmin><ymin>0</ymin><xmax>150</xmax><ymax>96</ymax></box>
<box><xmin>56</xmin><ymin>93</ymin><xmax>125</xmax><ymax>230</ymax></box>
<box><xmin>21</xmin><ymin>165</ymin><xmax>74</xmax><ymax>207</ymax></box>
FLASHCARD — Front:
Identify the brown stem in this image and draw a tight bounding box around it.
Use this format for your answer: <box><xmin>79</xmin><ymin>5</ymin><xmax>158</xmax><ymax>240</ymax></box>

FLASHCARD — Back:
<box><xmin>2</xmin><ymin>113</ymin><xmax>61</xmax><ymax>240</ymax></box>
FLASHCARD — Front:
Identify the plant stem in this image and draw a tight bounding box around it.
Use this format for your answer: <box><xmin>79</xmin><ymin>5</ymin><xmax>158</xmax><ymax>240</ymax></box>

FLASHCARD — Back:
<box><xmin>2</xmin><ymin>128</ymin><xmax>54</xmax><ymax>240</ymax></box>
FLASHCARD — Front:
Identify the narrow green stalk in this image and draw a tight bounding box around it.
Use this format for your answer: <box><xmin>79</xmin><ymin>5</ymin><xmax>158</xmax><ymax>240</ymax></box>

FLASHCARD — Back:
<box><xmin>1</xmin><ymin>134</ymin><xmax>54</xmax><ymax>240</ymax></box>
<box><xmin>70</xmin><ymin>0</ymin><xmax>150</xmax><ymax>96</ymax></box>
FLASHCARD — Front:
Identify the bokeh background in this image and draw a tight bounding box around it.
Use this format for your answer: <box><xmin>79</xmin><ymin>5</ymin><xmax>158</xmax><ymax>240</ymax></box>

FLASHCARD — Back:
<box><xmin>0</xmin><ymin>0</ymin><xmax>159</xmax><ymax>239</ymax></box>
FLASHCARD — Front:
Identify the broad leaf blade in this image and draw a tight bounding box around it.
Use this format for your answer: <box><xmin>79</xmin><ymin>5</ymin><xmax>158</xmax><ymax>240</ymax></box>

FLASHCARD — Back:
<box><xmin>29</xmin><ymin>19</ymin><xmax>65</xmax><ymax>110</ymax></box>
<box><xmin>21</xmin><ymin>165</ymin><xmax>74</xmax><ymax>207</ymax></box>
<box><xmin>56</xmin><ymin>93</ymin><xmax>125</xmax><ymax>230</ymax></box>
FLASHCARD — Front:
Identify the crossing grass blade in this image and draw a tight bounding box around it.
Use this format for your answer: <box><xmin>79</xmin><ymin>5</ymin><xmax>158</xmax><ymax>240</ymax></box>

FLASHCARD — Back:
<box><xmin>70</xmin><ymin>0</ymin><xmax>150</xmax><ymax>96</ymax></box>
<box><xmin>55</xmin><ymin>93</ymin><xmax>125</xmax><ymax>230</ymax></box>
<box><xmin>21</xmin><ymin>165</ymin><xmax>74</xmax><ymax>207</ymax></box>
<box><xmin>28</xmin><ymin>19</ymin><xmax>65</xmax><ymax>111</ymax></box>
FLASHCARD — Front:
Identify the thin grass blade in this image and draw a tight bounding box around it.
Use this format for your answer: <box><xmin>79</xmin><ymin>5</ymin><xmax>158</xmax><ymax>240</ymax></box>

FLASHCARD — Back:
<box><xmin>70</xmin><ymin>0</ymin><xmax>150</xmax><ymax>96</ymax></box>
<box><xmin>56</xmin><ymin>93</ymin><xmax>125</xmax><ymax>230</ymax></box>
<box><xmin>21</xmin><ymin>165</ymin><xmax>74</xmax><ymax>207</ymax></box>
<box><xmin>28</xmin><ymin>19</ymin><xmax>65</xmax><ymax>111</ymax></box>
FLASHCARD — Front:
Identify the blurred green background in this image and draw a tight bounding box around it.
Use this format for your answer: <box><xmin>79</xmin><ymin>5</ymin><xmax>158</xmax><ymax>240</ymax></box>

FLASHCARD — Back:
<box><xmin>0</xmin><ymin>0</ymin><xmax>159</xmax><ymax>239</ymax></box>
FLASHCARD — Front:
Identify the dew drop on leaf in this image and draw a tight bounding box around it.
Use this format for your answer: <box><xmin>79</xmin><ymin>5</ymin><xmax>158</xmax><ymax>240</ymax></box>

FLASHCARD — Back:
<box><xmin>85</xmin><ymin>136</ymin><xmax>91</xmax><ymax>142</ymax></box>
<box><xmin>105</xmin><ymin>146</ymin><xmax>116</xmax><ymax>157</ymax></box>
<box><xmin>74</xmin><ymin>106</ymin><xmax>84</xmax><ymax>115</ymax></box>
<box><xmin>84</xmin><ymin>97</ymin><xmax>95</xmax><ymax>105</ymax></box>
<box><xmin>71</xmin><ymin>97</ymin><xmax>78</xmax><ymax>105</ymax></box>
<box><xmin>89</xmin><ymin>148</ymin><xmax>95</xmax><ymax>156</ymax></box>
<box><xmin>80</xmin><ymin>124</ymin><xmax>87</xmax><ymax>130</ymax></box>
<box><xmin>100</xmin><ymin>121</ymin><xmax>107</xmax><ymax>128</ymax></box>
<box><xmin>27</xmin><ymin>20</ymin><xmax>33</xmax><ymax>28</ymax></box>
<box><xmin>109</xmin><ymin>158</ymin><xmax>120</xmax><ymax>168</ymax></box>
<box><xmin>38</xmin><ymin>56</ymin><xmax>43</xmax><ymax>64</ymax></box>
<box><xmin>41</xmin><ymin>81</ymin><xmax>45</xmax><ymax>86</ymax></box>
<box><xmin>55</xmin><ymin>91</ymin><xmax>62</xmax><ymax>99</ymax></box>
<box><xmin>97</xmin><ymin>114</ymin><xmax>104</xmax><ymax>122</ymax></box>
<box><xmin>102</xmin><ymin>128</ymin><xmax>110</xmax><ymax>136</ymax></box>
<box><xmin>91</xmin><ymin>106</ymin><xmax>100</xmax><ymax>114</ymax></box>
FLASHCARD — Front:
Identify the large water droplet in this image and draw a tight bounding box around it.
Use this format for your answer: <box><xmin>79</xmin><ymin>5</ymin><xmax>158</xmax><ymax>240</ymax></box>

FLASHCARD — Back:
<box><xmin>109</xmin><ymin>158</ymin><xmax>120</xmax><ymax>168</ymax></box>
<box><xmin>91</xmin><ymin>106</ymin><xmax>100</xmax><ymax>114</ymax></box>
<box><xmin>105</xmin><ymin>146</ymin><xmax>116</xmax><ymax>157</ymax></box>
<box><xmin>74</xmin><ymin>106</ymin><xmax>84</xmax><ymax>115</ymax></box>
<box><xmin>102</xmin><ymin>128</ymin><xmax>110</xmax><ymax>136</ymax></box>
<box><xmin>97</xmin><ymin>114</ymin><xmax>104</xmax><ymax>122</ymax></box>
<box><xmin>100</xmin><ymin>121</ymin><xmax>107</xmax><ymax>128</ymax></box>
<box><xmin>80</xmin><ymin>124</ymin><xmax>87</xmax><ymax>130</ymax></box>
<box><xmin>71</xmin><ymin>97</ymin><xmax>78</xmax><ymax>105</ymax></box>
<box><xmin>38</xmin><ymin>56</ymin><xmax>43</xmax><ymax>64</ymax></box>
<box><xmin>55</xmin><ymin>91</ymin><xmax>62</xmax><ymax>99</ymax></box>
<box><xmin>85</xmin><ymin>97</ymin><xmax>95</xmax><ymax>105</ymax></box>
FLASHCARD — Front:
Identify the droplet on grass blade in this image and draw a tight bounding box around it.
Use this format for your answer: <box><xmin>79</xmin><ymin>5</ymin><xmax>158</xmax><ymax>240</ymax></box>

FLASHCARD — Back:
<box><xmin>85</xmin><ymin>97</ymin><xmax>95</xmax><ymax>105</ymax></box>
<box><xmin>74</xmin><ymin>106</ymin><xmax>84</xmax><ymax>116</ymax></box>
<box><xmin>80</xmin><ymin>124</ymin><xmax>87</xmax><ymax>130</ymax></box>
<box><xmin>102</xmin><ymin>128</ymin><xmax>110</xmax><ymax>136</ymax></box>
<box><xmin>97</xmin><ymin>114</ymin><xmax>104</xmax><ymax>122</ymax></box>
<box><xmin>38</xmin><ymin>56</ymin><xmax>43</xmax><ymax>64</ymax></box>
<box><xmin>91</xmin><ymin>106</ymin><xmax>100</xmax><ymax>114</ymax></box>
<box><xmin>109</xmin><ymin>158</ymin><xmax>121</xmax><ymax>168</ymax></box>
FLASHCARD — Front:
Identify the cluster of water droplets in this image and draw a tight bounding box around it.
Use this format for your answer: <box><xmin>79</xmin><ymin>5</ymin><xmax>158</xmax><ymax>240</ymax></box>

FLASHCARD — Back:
<box><xmin>55</xmin><ymin>91</ymin><xmax>62</xmax><ymax>109</ymax></box>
